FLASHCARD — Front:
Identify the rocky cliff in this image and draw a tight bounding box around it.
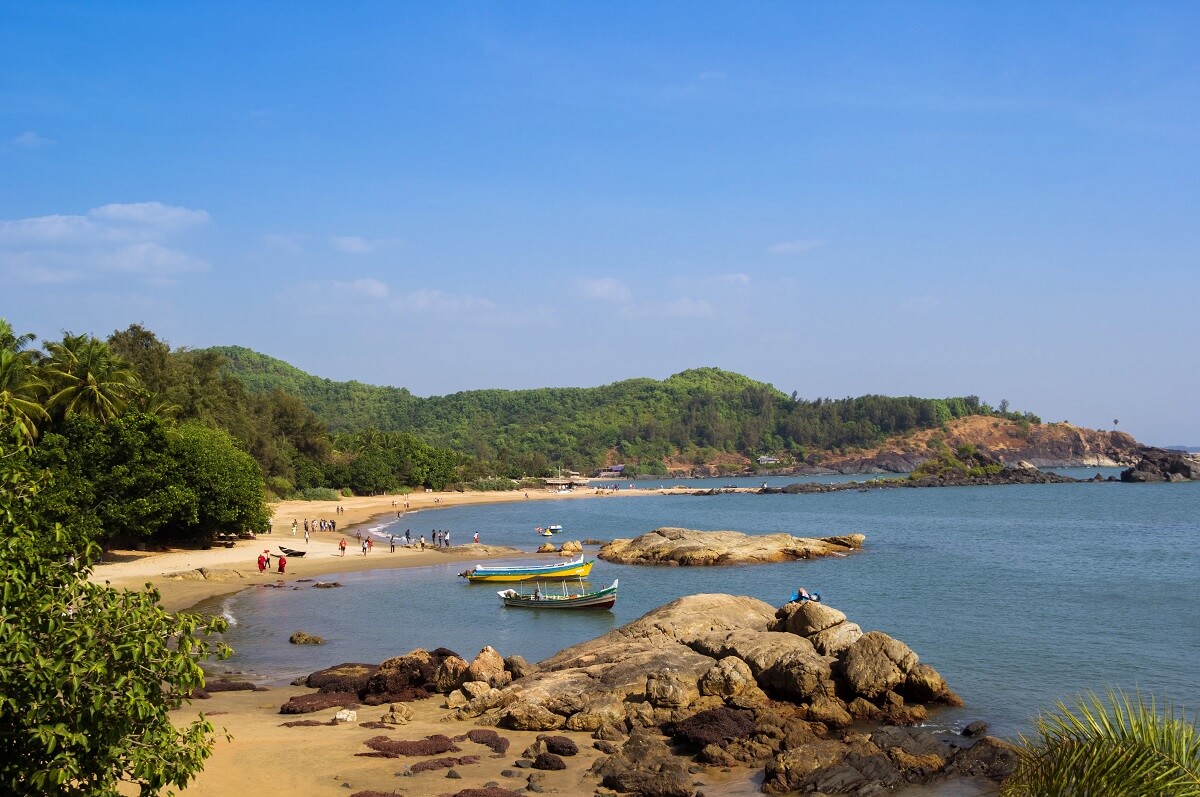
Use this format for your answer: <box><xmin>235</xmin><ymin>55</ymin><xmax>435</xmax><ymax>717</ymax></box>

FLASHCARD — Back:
<box><xmin>804</xmin><ymin>417</ymin><xmax>1141</xmax><ymax>475</ymax></box>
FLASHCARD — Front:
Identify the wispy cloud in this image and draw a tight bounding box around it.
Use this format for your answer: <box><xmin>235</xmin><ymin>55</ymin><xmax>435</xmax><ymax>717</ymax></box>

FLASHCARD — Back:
<box><xmin>330</xmin><ymin>235</ymin><xmax>374</xmax><ymax>254</ymax></box>
<box><xmin>330</xmin><ymin>235</ymin><xmax>401</xmax><ymax>255</ymax></box>
<box><xmin>0</xmin><ymin>201</ymin><xmax>210</xmax><ymax>285</ymax></box>
<box><xmin>12</xmin><ymin>130</ymin><xmax>53</xmax><ymax>148</ymax></box>
<box><xmin>262</xmin><ymin>233</ymin><xmax>305</xmax><ymax>255</ymax></box>
<box><xmin>768</xmin><ymin>238</ymin><xmax>824</xmax><ymax>255</ymax></box>
<box><xmin>576</xmin><ymin>277</ymin><xmax>631</xmax><ymax>303</ymax></box>
<box><xmin>397</xmin><ymin>288</ymin><xmax>495</xmax><ymax>315</ymax></box>
<box><xmin>334</xmin><ymin>277</ymin><xmax>390</xmax><ymax>300</ymax></box>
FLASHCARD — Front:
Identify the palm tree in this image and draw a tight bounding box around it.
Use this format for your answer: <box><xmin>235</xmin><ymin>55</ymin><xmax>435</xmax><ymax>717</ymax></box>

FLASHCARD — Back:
<box><xmin>42</xmin><ymin>335</ymin><xmax>140</xmax><ymax>423</ymax></box>
<box><xmin>1002</xmin><ymin>690</ymin><xmax>1200</xmax><ymax>796</ymax></box>
<box><xmin>0</xmin><ymin>318</ymin><xmax>38</xmax><ymax>355</ymax></box>
<box><xmin>0</xmin><ymin>349</ymin><xmax>50</xmax><ymax>441</ymax></box>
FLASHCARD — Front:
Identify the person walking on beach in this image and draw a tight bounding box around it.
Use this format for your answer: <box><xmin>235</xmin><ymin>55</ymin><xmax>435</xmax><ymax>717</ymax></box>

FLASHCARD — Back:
<box><xmin>445</xmin><ymin>530</ymin><xmax>451</xmax><ymax>547</ymax></box>
<box><xmin>257</xmin><ymin>553</ymin><xmax>266</xmax><ymax>573</ymax></box>
<box><xmin>291</xmin><ymin>519</ymin><xmax>298</xmax><ymax>536</ymax></box>
<box><xmin>389</xmin><ymin>534</ymin><xmax>395</xmax><ymax>552</ymax></box>
<box><xmin>419</xmin><ymin>534</ymin><xmax>425</xmax><ymax>550</ymax></box>
<box><xmin>362</xmin><ymin>538</ymin><xmax>368</xmax><ymax>556</ymax></box>
<box><xmin>405</xmin><ymin>529</ymin><xmax>411</xmax><ymax>545</ymax></box>
<box><xmin>304</xmin><ymin>528</ymin><xmax>310</xmax><ymax>545</ymax></box>
<box><xmin>473</xmin><ymin>531</ymin><xmax>479</xmax><ymax>544</ymax></box>
<box><xmin>277</xmin><ymin>556</ymin><xmax>287</xmax><ymax>574</ymax></box>
<box><xmin>338</xmin><ymin>537</ymin><xmax>347</xmax><ymax>557</ymax></box>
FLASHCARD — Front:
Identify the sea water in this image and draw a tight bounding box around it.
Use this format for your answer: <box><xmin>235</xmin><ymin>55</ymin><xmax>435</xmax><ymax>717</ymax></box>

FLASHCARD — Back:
<box><xmin>201</xmin><ymin>473</ymin><xmax>1200</xmax><ymax>745</ymax></box>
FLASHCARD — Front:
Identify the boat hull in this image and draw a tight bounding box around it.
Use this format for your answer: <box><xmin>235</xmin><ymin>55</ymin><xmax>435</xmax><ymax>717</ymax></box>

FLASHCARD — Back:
<box><xmin>498</xmin><ymin>580</ymin><xmax>617</xmax><ymax>609</ymax></box>
<box><xmin>464</xmin><ymin>558</ymin><xmax>594</xmax><ymax>583</ymax></box>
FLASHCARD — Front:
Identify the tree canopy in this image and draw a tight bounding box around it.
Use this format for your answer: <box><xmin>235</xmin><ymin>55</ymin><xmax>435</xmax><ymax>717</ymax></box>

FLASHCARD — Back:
<box><xmin>0</xmin><ymin>412</ymin><xmax>230</xmax><ymax>796</ymax></box>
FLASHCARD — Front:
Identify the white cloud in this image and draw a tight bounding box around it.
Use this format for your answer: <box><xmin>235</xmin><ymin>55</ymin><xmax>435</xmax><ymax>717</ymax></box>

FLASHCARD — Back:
<box><xmin>333</xmin><ymin>277</ymin><xmax>389</xmax><ymax>300</ymax></box>
<box><xmin>91</xmin><ymin>202</ymin><xmax>209</xmax><ymax>230</ymax></box>
<box><xmin>331</xmin><ymin>235</ymin><xmax>374</xmax><ymax>254</ymax></box>
<box><xmin>13</xmin><ymin>130</ymin><xmax>53</xmax><ymax>148</ymax></box>
<box><xmin>102</xmin><ymin>242</ymin><xmax>208</xmax><ymax>275</ymax></box>
<box><xmin>398</xmin><ymin>288</ymin><xmax>496</xmax><ymax>314</ymax></box>
<box><xmin>662</xmin><ymin>297</ymin><xmax>713</xmax><ymax>318</ymax></box>
<box><xmin>0</xmin><ymin>201</ymin><xmax>211</xmax><ymax>286</ymax></box>
<box><xmin>768</xmin><ymin>238</ymin><xmax>824</xmax><ymax>255</ymax></box>
<box><xmin>576</xmin><ymin>277</ymin><xmax>631</xmax><ymax>303</ymax></box>
<box><xmin>263</xmin><ymin>233</ymin><xmax>305</xmax><ymax>255</ymax></box>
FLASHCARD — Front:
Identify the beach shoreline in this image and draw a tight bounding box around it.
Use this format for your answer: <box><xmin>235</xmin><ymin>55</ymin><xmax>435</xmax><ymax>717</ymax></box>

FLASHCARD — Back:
<box><xmin>90</xmin><ymin>484</ymin><xmax>697</xmax><ymax>612</ymax></box>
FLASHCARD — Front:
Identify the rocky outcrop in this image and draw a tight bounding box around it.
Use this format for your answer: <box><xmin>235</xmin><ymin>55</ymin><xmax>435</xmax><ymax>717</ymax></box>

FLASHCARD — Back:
<box><xmin>295</xmin><ymin>595</ymin><xmax>1010</xmax><ymax>793</ymax></box>
<box><xmin>599</xmin><ymin>528</ymin><xmax>864</xmax><ymax>566</ymax></box>
<box><xmin>433</xmin><ymin>594</ymin><xmax>1006</xmax><ymax>793</ymax></box>
<box><xmin>798</xmin><ymin>418</ymin><xmax>1142</xmax><ymax>474</ymax></box>
<box><xmin>764</xmin><ymin>465</ymin><xmax>1079</xmax><ymax>495</ymax></box>
<box><xmin>1121</xmin><ymin>447</ymin><xmax>1200</xmax><ymax>482</ymax></box>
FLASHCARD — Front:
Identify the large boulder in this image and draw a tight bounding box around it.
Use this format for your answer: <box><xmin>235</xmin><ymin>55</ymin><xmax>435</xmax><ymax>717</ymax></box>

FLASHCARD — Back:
<box><xmin>600</xmin><ymin>527</ymin><xmax>864</xmax><ymax>566</ymax></box>
<box><xmin>466</xmin><ymin>646</ymin><xmax>509</xmax><ymax>688</ymax></box>
<box><xmin>774</xmin><ymin>600</ymin><xmax>847</xmax><ymax>635</ymax></box>
<box><xmin>698</xmin><ymin>656</ymin><xmax>757</xmax><ymax>697</ymax></box>
<box><xmin>840</xmin><ymin>632</ymin><xmax>919</xmax><ymax>698</ymax></box>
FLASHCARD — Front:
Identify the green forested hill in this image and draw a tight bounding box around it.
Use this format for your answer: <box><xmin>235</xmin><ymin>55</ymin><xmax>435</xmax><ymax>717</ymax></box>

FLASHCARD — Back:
<box><xmin>212</xmin><ymin>346</ymin><xmax>1018</xmax><ymax>474</ymax></box>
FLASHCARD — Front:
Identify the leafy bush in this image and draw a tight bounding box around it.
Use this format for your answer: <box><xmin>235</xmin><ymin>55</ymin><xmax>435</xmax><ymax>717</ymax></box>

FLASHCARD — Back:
<box><xmin>296</xmin><ymin>487</ymin><xmax>340</xmax><ymax>501</ymax></box>
<box><xmin>468</xmin><ymin>478</ymin><xmax>519</xmax><ymax>492</ymax></box>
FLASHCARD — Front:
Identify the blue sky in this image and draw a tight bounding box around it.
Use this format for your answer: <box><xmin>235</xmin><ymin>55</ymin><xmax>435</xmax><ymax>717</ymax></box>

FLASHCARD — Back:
<box><xmin>3</xmin><ymin>3</ymin><xmax>1198</xmax><ymax>444</ymax></box>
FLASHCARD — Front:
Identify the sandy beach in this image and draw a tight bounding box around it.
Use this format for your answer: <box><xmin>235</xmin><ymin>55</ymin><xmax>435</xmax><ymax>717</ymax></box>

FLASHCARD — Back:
<box><xmin>91</xmin><ymin>485</ymin><xmax>728</xmax><ymax>797</ymax></box>
<box><xmin>91</xmin><ymin>484</ymin><xmax>686</xmax><ymax>612</ymax></box>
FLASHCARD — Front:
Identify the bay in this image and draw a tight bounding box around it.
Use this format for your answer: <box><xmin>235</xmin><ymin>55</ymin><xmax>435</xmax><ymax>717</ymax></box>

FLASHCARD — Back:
<box><xmin>203</xmin><ymin>474</ymin><xmax>1200</xmax><ymax>744</ymax></box>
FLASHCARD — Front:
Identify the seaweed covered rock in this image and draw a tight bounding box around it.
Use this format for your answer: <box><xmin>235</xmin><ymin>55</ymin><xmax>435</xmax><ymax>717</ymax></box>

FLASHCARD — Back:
<box><xmin>305</xmin><ymin>662</ymin><xmax>379</xmax><ymax>693</ymax></box>
<box><xmin>590</xmin><ymin>728</ymin><xmax>693</xmax><ymax>797</ymax></box>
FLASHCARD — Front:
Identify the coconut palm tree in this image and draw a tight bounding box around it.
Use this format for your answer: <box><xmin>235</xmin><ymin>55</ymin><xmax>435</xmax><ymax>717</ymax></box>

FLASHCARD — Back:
<box><xmin>0</xmin><ymin>318</ymin><xmax>38</xmax><ymax>356</ymax></box>
<box><xmin>0</xmin><ymin>349</ymin><xmax>50</xmax><ymax>441</ymax></box>
<box><xmin>42</xmin><ymin>335</ymin><xmax>140</xmax><ymax>423</ymax></box>
<box><xmin>1002</xmin><ymin>690</ymin><xmax>1200</xmax><ymax>796</ymax></box>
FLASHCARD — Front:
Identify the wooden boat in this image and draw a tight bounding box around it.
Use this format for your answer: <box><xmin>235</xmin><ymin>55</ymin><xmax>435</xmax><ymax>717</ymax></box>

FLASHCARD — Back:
<box><xmin>460</xmin><ymin>557</ymin><xmax>593</xmax><ymax>583</ymax></box>
<box><xmin>278</xmin><ymin>546</ymin><xmax>307</xmax><ymax>557</ymax></box>
<box><xmin>498</xmin><ymin>579</ymin><xmax>617</xmax><ymax>609</ymax></box>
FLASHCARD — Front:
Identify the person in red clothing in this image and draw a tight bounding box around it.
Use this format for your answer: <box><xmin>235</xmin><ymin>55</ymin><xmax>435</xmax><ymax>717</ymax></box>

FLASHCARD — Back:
<box><xmin>338</xmin><ymin>538</ymin><xmax>347</xmax><ymax>557</ymax></box>
<box><xmin>257</xmin><ymin>553</ymin><xmax>266</xmax><ymax>573</ymax></box>
<box><xmin>277</xmin><ymin>556</ymin><xmax>287</xmax><ymax>574</ymax></box>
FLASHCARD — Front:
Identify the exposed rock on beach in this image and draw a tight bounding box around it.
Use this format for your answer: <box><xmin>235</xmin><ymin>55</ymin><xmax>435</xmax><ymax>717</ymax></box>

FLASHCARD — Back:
<box><xmin>598</xmin><ymin>528</ymin><xmax>864</xmax><ymax>566</ymax></box>
<box><xmin>277</xmin><ymin>594</ymin><xmax>1014</xmax><ymax>795</ymax></box>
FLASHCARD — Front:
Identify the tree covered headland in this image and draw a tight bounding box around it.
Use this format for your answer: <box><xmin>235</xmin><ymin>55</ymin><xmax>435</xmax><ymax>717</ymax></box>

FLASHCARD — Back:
<box><xmin>213</xmin><ymin>344</ymin><xmax>1039</xmax><ymax>477</ymax></box>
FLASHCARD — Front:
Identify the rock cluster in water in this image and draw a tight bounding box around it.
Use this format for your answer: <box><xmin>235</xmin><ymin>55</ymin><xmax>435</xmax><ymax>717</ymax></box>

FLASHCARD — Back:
<box><xmin>1120</xmin><ymin>447</ymin><xmax>1200</xmax><ymax>482</ymax></box>
<box><xmin>598</xmin><ymin>528</ymin><xmax>864</xmax><ymax>566</ymax></box>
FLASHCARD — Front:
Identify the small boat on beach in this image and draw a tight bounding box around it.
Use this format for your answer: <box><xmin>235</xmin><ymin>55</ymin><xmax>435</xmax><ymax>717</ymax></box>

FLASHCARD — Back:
<box><xmin>498</xmin><ymin>579</ymin><xmax>618</xmax><ymax>610</ymax></box>
<box><xmin>460</xmin><ymin>556</ymin><xmax>593</xmax><ymax>583</ymax></box>
<box><xmin>278</xmin><ymin>546</ymin><xmax>307</xmax><ymax>557</ymax></box>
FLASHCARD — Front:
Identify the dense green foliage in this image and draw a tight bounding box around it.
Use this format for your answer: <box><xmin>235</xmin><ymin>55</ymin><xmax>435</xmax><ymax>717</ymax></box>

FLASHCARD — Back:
<box><xmin>1002</xmin><ymin>690</ymin><xmax>1200</xmax><ymax>796</ymax></box>
<box><xmin>0</xmin><ymin>322</ymin><xmax>274</xmax><ymax>549</ymax></box>
<box><xmin>0</xmin><ymin>415</ymin><xmax>230</xmax><ymax>796</ymax></box>
<box><xmin>910</xmin><ymin>442</ymin><xmax>1005</xmax><ymax>480</ymax></box>
<box><xmin>214</xmin><ymin>345</ymin><xmax>1037</xmax><ymax>474</ymax></box>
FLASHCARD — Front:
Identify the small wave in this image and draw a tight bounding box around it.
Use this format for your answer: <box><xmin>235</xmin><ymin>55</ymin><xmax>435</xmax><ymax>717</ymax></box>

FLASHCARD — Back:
<box><xmin>220</xmin><ymin>597</ymin><xmax>238</xmax><ymax>627</ymax></box>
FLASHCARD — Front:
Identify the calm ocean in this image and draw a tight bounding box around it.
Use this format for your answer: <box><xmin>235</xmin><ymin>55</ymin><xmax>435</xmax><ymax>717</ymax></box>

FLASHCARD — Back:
<box><xmin>201</xmin><ymin>470</ymin><xmax>1199</xmax><ymax>788</ymax></box>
